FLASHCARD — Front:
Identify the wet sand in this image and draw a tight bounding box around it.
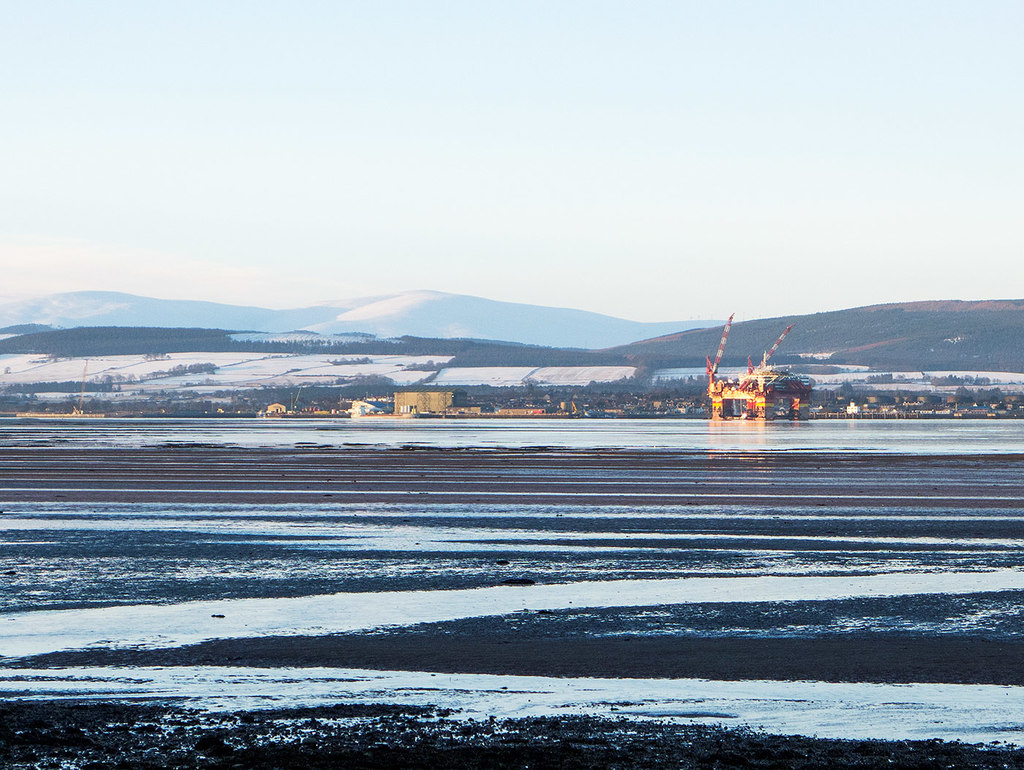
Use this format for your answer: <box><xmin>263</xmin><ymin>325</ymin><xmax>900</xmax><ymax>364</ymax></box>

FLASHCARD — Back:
<box><xmin>1</xmin><ymin>446</ymin><xmax>1023</xmax><ymax>507</ymax></box>
<box><xmin>3</xmin><ymin>445</ymin><xmax>1024</xmax><ymax>766</ymax></box>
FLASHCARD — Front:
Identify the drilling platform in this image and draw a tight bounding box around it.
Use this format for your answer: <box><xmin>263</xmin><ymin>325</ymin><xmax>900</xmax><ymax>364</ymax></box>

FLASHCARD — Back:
<box><xmin>706</xmin><ymin>315</ymin><xmax>812</xmax><ymax>420</ymax></box>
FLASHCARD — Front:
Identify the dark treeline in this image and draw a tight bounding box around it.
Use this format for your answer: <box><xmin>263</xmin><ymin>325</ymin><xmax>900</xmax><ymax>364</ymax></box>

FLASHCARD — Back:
<box><xmin>0</xmin><ymin>327</ymin><xmax>633</xmax><ymax>367</ymax></box>
<box><xmin>5</xmin><ymin>381</ymin><xmax>118</xmax><ymax>394</ymax></box>
<box><xmin>0</xmin><ymin>327</ymin><xmax>241</xmax><ymax>356</ymax></box>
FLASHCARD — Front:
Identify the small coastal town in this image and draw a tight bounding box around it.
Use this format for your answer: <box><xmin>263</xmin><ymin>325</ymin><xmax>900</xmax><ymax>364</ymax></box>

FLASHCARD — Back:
<box><xmin>4</xmin><ymin>361</ymin><xmax>1023</xmax><ymax>420</ymax></box>
<box><xmin>245</xmin><ymin>382</ymin><xmax>1024</xmax><ymax>420</ymax></box>
<box><xmin>6</xmin><ymin>379</ymin><xmax>1024</xmax><ymax>421</ymax></box>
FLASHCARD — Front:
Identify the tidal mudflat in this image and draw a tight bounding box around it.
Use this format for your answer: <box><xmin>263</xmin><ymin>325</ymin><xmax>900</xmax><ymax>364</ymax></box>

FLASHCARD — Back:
<box><xmin>2</xmin><ymin>423</ymin><xmax>1024</xmax><ymax>766</ymax></box>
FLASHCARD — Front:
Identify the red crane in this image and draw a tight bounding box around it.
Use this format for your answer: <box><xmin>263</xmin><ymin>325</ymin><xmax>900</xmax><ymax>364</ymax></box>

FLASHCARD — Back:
<box><xmin>761</xmin><ymin>324</ymin><xmax>794</xmax><ymax>367</ymax></box>
<box><xmin>706</xmin><ymin>313</ymin><xmax>734</xmax><ymax>382</ymax></box>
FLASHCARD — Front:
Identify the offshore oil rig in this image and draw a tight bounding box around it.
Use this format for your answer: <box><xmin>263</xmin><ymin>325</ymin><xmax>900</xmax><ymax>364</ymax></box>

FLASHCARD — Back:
<box><xmin>706</xmin><ymin>314</ymin><xmax>812</xmax><ymax>420</ymax></box>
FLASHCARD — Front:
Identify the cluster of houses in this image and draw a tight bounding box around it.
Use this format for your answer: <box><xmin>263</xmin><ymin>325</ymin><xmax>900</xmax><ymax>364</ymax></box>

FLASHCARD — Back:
<box><xmin>261</xmin><ymin>389</ymin><xmax>711</xmax><ymax>419</ymax></box>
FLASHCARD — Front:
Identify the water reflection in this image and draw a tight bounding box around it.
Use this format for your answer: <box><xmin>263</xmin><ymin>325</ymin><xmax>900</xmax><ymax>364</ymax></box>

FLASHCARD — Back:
<box><xmin>1</xmin><ymin>416</ymin><xmax>1022</xmax><ymax>453</ymax></box>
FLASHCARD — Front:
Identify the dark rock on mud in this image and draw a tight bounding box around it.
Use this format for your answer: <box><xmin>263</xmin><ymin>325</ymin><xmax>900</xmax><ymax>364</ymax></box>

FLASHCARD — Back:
<box><xmin>0</xmin><ymin>701</ymin><xmax>1021</xmax><ymax>769</ymax></box>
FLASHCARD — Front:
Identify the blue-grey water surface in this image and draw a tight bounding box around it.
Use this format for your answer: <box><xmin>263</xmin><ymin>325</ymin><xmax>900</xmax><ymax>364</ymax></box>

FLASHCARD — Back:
<box><xmin>2</xmin><ymin>416</ymin><xmax>1023</xmax><ymax>453</ymax></box>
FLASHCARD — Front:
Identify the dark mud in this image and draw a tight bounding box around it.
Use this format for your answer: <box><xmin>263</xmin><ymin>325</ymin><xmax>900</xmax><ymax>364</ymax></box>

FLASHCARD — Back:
<box><xmin>18</xmin><ymin>632</ymin><xmax>1024</xmax><ymax>685</ymax></box>
<box><xmin>1</xmin><ymin>701</ymin><xmax>1022</xmax><ymax>769</ymax></box>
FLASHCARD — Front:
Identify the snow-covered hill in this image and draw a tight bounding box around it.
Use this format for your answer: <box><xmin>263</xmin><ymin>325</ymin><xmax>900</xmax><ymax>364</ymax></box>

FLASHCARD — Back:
<box><xmin>0</xmin><ymin>291</ymin><xmax>712</xmax><ymax>349</ymax></box>
<box><xmin>0</xmin><ymin>292</ymin><xmax>342</xmax><ymax>333</ymax></box>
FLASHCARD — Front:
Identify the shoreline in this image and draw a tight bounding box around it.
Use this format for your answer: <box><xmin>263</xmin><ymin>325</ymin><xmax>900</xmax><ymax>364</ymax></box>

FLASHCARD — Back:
<box><xmin>2</xmin><ymin>702</ymin><xmax>1023</xmax><ymax>768</ymax></box>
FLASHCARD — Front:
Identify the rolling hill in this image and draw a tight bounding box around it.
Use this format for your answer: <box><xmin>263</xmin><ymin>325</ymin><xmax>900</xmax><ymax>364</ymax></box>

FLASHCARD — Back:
<box><xmin>3</xmin><ymin>298</ymin><xmax>1023</xmax><ymax>376</ymax></box>
<box><xmin>0</xmin><ymin>291</ymin><xmax>711</xmax><ymax>349</ymax></box>
<box><xmin>618</xmin><ymin>300</ymin><xmax>1024</xmax><ymax>372</ymax></box>
<box><xmin>0</xmin><ymin>326</ymin><xmax>627</xmax><ymax>368</ymax></box>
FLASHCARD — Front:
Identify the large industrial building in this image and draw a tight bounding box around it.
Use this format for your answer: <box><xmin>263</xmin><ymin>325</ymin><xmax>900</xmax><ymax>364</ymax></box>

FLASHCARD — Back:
<box><xmin>394</xmin><ymin>389</ymin><xmax>470</xmax><ymax>415</ymax></box>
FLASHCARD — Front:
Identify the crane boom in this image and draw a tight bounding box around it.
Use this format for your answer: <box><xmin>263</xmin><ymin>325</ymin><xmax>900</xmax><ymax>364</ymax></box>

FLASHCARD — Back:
<box><xmin>762</xmin><ymin>324</ymin><xmax>794</xmax><ymax>366</ymax></box>
<box><xmin>75</xmin><ymin>361</ymin><xmax>88</xmax><ymax>415</ymax></box>
<box><xmin>707</xmin><ymin>313</ymin><xmax>734</xmax><ymax>379</ymax></box>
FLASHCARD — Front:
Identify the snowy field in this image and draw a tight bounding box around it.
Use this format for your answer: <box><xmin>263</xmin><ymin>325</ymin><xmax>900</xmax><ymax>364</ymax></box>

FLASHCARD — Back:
<box><xmin>1</xmin><ymin>353</ymin><xmax>638</xmax><ymax>394</ymax></box>
<box><xmin>653</xmin><ymin>366</ymin><xmax>1024</xmax><ymax>392</ymax></box>
<box><xmin>430</xmin><ymin>366</ymin><xmax>539</xmax><ymax>387</ymax></box>
<box><xmin>0</xmin><ymin>352</ymin><xmax>449</xmax><ymax>394</ymax></box>
<box><xmin>4</xmin><ymin>350</ymin><xmax>1019</xmax><ymax>395</ymax></box>
<box><xmin>433</xmin><ymin>365</ymin><xmax>636</xmax><ymax>386</ymax></box>
<box><xmin>809</xmin><ymin>369</ymin><xmax>1024</xmax><ymax>386</ymax></box>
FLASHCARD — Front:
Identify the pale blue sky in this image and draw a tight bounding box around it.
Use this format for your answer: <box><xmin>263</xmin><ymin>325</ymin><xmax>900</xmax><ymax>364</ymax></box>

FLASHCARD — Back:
<box><xmin>2</xmin><ymin>1</ymin><xmax>1021</xmax><ymax>321</ymax></box>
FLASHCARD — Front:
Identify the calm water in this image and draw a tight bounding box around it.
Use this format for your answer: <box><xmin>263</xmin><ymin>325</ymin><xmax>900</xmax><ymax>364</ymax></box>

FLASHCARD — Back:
<box><xmin>1</xmin><ymin>416</ymin><xmax>1023</xmax><ymax>453</ymax></box>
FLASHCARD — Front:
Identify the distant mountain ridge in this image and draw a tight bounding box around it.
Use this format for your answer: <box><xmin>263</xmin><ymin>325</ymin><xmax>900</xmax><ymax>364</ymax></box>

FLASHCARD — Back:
<box><xmin>0</xmin><ymin>291</ymin><xmax>711</xmax><ymax>349</ymax></box>
<box><xmin>619</xmin><ymin>299</ymin><xmax>1024</xmax><ymax>371</ymax></box>
<box><xmin>5</xmin><ymin>294</ymin><xmax>1021</xmax><ymax>372</ymax></box>
<box><xmin>857</xmin><ymin>299</ymin><xmax>1024</xmax><ymax>313</ymax></box>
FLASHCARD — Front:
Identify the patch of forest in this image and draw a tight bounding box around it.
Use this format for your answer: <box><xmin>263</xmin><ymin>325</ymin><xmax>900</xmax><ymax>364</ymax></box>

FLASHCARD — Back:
<box><xmin>0</xmin><ymin>327</ymin><xmax>631</xmax><ymax>367</ymax></box>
